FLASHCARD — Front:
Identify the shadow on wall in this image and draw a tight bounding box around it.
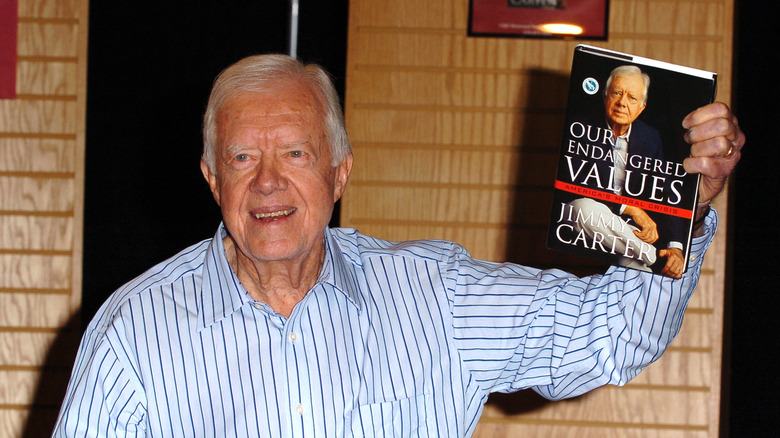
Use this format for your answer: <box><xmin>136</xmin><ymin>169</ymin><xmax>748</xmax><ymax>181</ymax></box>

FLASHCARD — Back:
<box><xmin>22</xmin><ymin>311</ymin><xmax>81</xmax><ymax>436</ymax></box>
<box><xmin>485</xmin><ymin>68</ymin><xmax>603</xmax><ymax>415</ymax></box>
<box><xmin>503</xmin><ymin>68</ymin><xmax>608</xmax><ymax>277</ymax></box>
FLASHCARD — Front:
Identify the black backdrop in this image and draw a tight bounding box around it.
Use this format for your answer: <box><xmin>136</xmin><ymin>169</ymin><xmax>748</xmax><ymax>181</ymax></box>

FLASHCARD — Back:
<box><xmin>727</xmin><ymin>3</ymin><xmax>779</xmax><ymax>436</ymax></box>
<box><xmin>82</xmin><ymin>2</ymin><xmax>777</xmax><ymax>435</ymax></box>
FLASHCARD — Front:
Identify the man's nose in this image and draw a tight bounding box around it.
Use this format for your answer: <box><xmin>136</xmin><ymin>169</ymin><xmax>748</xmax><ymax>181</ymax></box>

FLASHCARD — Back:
<box><xmin>251</xmin><ymin>158</ymin><xmax>287</xmax><ymax>194</ymax></box>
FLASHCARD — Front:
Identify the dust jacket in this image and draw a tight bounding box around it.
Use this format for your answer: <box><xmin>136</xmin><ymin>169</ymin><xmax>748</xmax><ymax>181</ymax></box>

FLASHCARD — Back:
<box><xmin>547</xmin><ymin>45</ymin><xmax>717</xmax><ymax>277</ymax></box>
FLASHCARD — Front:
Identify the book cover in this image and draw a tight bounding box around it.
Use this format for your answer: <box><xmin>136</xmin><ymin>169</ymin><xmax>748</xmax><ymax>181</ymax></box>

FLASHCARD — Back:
<box><xmin>547</xmin><ymin>45</ymin><xmax>717</xmax><ymax>277</ymax></box>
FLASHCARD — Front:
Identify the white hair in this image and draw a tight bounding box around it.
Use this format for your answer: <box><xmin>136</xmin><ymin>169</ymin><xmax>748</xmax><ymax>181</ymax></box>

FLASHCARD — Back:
<box><xmin>202</xmin><ymin>54</ymin><xmax>350</xmax><ymax>172</ymax></box>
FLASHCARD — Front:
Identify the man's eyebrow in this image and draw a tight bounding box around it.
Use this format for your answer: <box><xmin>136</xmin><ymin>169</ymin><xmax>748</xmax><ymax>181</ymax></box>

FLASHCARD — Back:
<box><xmin>223</xmin><ymin>143</ymin><xmax>251</xmax><ymax>156</ymax></box>
<box><xmin>222</xmin><ymin>140</ymin><xmax>314</xmax><ymax>155</ymax></box>
<box><xmin>282</xmin><ymin>140</ymin><xmax>312</xmax><ymax>146</ymax></box>
<box><xmin>278</xmin><ymin>140</ymin><xmax>314</xmax><ymax>150</ymax></box>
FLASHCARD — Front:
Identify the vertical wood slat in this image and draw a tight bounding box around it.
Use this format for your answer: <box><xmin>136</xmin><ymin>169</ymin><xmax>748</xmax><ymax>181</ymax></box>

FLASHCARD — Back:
<box><xmin>0</xmin><ymin>0</ymin><xmax>88</xmax><ymax>436</ymax></box>
<box><xmin>342</xmin><ymin>0</ymin><xmax>733</xmax><ymax>436</ymax></box>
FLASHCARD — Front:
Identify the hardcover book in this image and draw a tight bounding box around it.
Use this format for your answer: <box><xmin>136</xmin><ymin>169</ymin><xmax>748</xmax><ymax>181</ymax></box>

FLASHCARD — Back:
<box><xmin>547</xmin><ymin>45</ymin><xmax>717</xmax><ymax>277</ymax></box>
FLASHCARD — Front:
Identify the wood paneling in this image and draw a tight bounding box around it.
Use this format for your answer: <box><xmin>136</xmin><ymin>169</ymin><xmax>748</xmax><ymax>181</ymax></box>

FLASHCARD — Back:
<box><xmin>0</xmin><ymin>0</ymin><xmax>88</xmax><ymax>435</ymax></box>
<box><xmin>0</xmin><ymin>139</ymin><xmax>76</xmax><ymax>173</ymax></box>
<box><xmin>343</xmin><ymin>0</ymin><xmax>733</xmax><ymax>435</ymax></box>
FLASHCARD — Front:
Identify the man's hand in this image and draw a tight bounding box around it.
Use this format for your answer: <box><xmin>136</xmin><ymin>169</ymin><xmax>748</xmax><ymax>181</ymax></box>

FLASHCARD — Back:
<box><xmin>658</xmin><ymin>247</ymin><xmax>684</xmax><ymax>279</ymax></box>
<box><xmin>683</xmin><ymin>102</ymin><xmax>745</xmax><ymax>206</ymax></box>
<box><xmin>623</xmin><ymin>205</ymin><xmax>659</xmax><ymax>244</ymax></box>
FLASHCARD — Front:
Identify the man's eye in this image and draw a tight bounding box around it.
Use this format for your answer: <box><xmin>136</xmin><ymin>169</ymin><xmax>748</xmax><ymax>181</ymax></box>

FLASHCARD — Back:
<box><xmin>235</xmin><ymin>154</ymin><xmax>249</xmax><ymax>161</ymax></box>
<box><xmin>290</xmin><ymin>151</ymin><xmax>305</xmax><ymax>158</ymax></box>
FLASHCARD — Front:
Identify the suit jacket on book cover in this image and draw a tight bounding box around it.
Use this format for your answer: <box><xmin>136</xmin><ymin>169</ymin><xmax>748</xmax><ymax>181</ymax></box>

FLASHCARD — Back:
<box><xmin>547</xmin><ymin>45</ymin><xmax>717</xmax><ymax>277</ymax></box>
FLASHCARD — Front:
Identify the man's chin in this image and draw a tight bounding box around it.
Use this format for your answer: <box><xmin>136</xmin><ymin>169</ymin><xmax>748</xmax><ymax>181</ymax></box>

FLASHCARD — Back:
<box><xmin>238</xmin><ymin>247</ymin><xmax>297</xmax><ymax>265</ymax></box>
<box><xmin>610</xmin><ymin>115</ymin><xmax>630</xmax><ymax>125</ymax></box>
<box><xmin>243</xmin><ymin>240</ymin><xmax>319</xmax><ymax>264</ymax></box>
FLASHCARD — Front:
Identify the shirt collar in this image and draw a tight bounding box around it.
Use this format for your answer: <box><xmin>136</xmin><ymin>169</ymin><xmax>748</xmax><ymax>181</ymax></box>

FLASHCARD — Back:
<box><xmin>620</xmin><ymin>123</ymin><xmax>632</xmax><ymax>141</ymax></box>
<box><xmin>198</xmin><ymin>224</ymin><xmax>363</xmax><ymax>329</ymax></box>
<box><xmin>198</xmin><ymin>223</ymin><xmax>252</xmax><ymax>329</ymax></box>
<box><xmin>320</xmin><ymin>227</ymin><xmax>363</xmax><ymax>311</ymax></box>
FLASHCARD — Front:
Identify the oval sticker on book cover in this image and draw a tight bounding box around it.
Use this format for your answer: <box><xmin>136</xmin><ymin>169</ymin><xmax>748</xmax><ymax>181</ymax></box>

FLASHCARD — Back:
<box><xmin>582</xmin><ymin>77</ymin><xmax>599</xmax><ymax>95</ymax></box>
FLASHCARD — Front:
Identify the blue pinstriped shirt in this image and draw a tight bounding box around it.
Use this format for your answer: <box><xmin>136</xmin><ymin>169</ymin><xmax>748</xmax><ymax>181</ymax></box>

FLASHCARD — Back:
<box><xmin>54</xmin><ymin>211</ymin><xmax>717</xmax><ymax>437</ymax></box>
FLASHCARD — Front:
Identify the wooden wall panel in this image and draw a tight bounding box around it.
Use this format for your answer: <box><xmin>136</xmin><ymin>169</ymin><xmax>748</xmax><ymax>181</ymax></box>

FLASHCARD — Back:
<box><xmin>16</xmin><ymin>61</ymin><xmax>78</xmax><ymax>96</ymax></box>
<box><xmin>0</xmin><ymin>0</ymin><xmax>88</xmax><ymax>435</ymax></box>
<box><xmin>0</xmin><ymin>332</ymin><xmax>74</xmax><ymax>366</ymax></box>
<box><xmin>343</xmin><ymin>0</ymin><xmax>733</xmax><ymax>436</ymax></box>
<box><xmin>0</xmin><ymin>139</ymin><xmax>76</xmax><ymax>173</ymax></box>
<box><xmin>0</xmin><ymin>216</ymin><xmax>74</xmax><ymax>251</ymax></box>
<box><xmin>17</xmin><ymin>0</ymin><xmax>79</xmax><ymax>18</ymax></box>
<box><xmin>17</xmin><ymin>23</ymin><xmax>79</xmax><ymax>58</ymax></box>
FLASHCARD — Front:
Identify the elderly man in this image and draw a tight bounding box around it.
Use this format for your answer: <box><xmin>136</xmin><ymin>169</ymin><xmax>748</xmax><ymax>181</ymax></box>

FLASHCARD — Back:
<box><xmin>54</xmin><ymin>55</ymin><xmax>743</xmax><ymax>437</ymax></box>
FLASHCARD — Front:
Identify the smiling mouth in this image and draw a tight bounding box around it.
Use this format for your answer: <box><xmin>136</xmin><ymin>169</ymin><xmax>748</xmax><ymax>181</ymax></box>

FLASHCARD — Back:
<box><xmin>253</xmin><ymin>208</ymin><xmax>296</xmax><ymax>221</ymax></box>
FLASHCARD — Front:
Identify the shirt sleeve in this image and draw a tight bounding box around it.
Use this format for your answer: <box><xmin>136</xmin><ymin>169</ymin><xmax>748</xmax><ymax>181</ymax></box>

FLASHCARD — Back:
<box><xmin>450</xmin><ymin>209</ymin><xmax>718</xmax><ymax>401</ymax></box>
<box><xmin>53</xmin><ymin>315</ymin><xmax>147</xmax><ymax>437</ymax></box>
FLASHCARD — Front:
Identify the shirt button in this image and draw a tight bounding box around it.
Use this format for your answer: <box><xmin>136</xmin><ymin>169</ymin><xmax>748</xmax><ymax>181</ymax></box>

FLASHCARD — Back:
<box><xmin>689</xmin><ymin>253</ymin><xmax>698</xmax><ymax>263</ymax></box>
<box><xmin>296</xmin><ymin>404</ymin><xmax>304</xmax><ymax>414</ymax></box>
<box><xmin>252</xmin><ymin>302</ymin><xmax>262</xmax><ymax>310</ymax></box>
<box><xmin>289</xmin><ymin>332</ymin><xmax>297</xmax><ymax>342</ymax></box>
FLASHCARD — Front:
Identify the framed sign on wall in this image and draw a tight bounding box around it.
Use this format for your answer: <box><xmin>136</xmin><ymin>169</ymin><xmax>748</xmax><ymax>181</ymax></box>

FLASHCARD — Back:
<box><xmin>468</xmin><ymin>0</ymin><xmax>609</xmax><ymax>40</ymax></box>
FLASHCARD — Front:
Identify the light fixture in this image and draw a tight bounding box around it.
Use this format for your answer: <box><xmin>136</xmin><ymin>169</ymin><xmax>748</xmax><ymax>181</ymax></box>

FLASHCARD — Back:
<box><xmin>539</xmin><ymin>23</ymin><xmax>584</xmax><ymax>35</ymax></box>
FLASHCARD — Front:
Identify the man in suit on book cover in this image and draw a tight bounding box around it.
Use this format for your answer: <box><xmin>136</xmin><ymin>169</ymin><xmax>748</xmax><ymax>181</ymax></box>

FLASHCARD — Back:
<box><xmin>564</xmin><ymin>65</ymin><xmax>687</xmax><ymax>277</ymax></box>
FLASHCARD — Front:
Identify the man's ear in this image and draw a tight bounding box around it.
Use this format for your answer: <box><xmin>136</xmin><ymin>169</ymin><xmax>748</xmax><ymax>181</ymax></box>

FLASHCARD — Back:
<box><xmin>200</xmin><ymin>158</ymin><xmax>221</xmax><ymax>206</ymax></box>
<box><xmin>333</xmin><ymin>152</ymin><xmax>353</xmax><ymax>203</ymax></box>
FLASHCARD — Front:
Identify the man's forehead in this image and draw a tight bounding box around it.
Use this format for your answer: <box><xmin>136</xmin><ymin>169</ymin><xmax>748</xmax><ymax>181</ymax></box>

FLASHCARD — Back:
<box><xmin>215</xmin><ymin>87</ymin><xmax>326</xmax><ymax>146</ymax></box>
<box><xmin>218</xmin><ymin>80</ymin><xmax>323</xmax><ymax>120</ymax></box>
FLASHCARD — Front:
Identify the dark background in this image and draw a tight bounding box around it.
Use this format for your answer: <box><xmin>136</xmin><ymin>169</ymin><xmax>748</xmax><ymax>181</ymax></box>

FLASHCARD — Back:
<box><xmin>725</xmin><ymin>3</ymin><xmax>779</xmax><ymax>436</ymax></box>
<box><xmin>81</xmin><ymin>2</ymin><xmax>777</xmax><ymax>436</ymax></box>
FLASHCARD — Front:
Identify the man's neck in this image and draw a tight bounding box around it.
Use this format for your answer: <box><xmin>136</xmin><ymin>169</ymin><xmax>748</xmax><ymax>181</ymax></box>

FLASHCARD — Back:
<box><xmin>223</xmin><ymin>236</ymin><xmax>325</xmax><ymax>318</ymax></box>
<box><xmin>610</xmin><ymin>122</ymin><xmax>632</xmax><ymax>139</ymax></box>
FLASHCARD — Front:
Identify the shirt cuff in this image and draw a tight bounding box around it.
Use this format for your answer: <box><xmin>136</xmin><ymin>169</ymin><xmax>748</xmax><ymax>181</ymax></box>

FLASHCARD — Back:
<box><xmin>687</xmin><ymin>208</ymin><xmax>718</xmax><ymax>267</ymax></box>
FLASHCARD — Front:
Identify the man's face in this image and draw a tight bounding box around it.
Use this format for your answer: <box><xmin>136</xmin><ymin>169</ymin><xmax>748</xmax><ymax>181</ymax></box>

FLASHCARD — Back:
<box><xmin>604</xmin><ymin>74</ymin><xmax>646</xmax><ymax>135</ymax></box>
<box><xmin>201</xmin><ymin>80</ymin><xmax>352</xmax><ymax>266</ymax></box>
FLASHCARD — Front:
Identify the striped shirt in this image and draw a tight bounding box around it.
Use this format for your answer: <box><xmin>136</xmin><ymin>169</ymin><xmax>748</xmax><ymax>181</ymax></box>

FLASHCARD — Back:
<box><xmin>54</xmin><ymin>211</ymin><xmax>717</xmax><ymax>437</ymax></box>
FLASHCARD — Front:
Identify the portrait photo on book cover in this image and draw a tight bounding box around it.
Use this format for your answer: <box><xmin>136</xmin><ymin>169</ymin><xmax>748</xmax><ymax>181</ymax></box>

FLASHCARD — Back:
<box><xmin>549</xmin><ymin>52</ymin><xmax>715</xmax><ymax>278</ymax></box>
